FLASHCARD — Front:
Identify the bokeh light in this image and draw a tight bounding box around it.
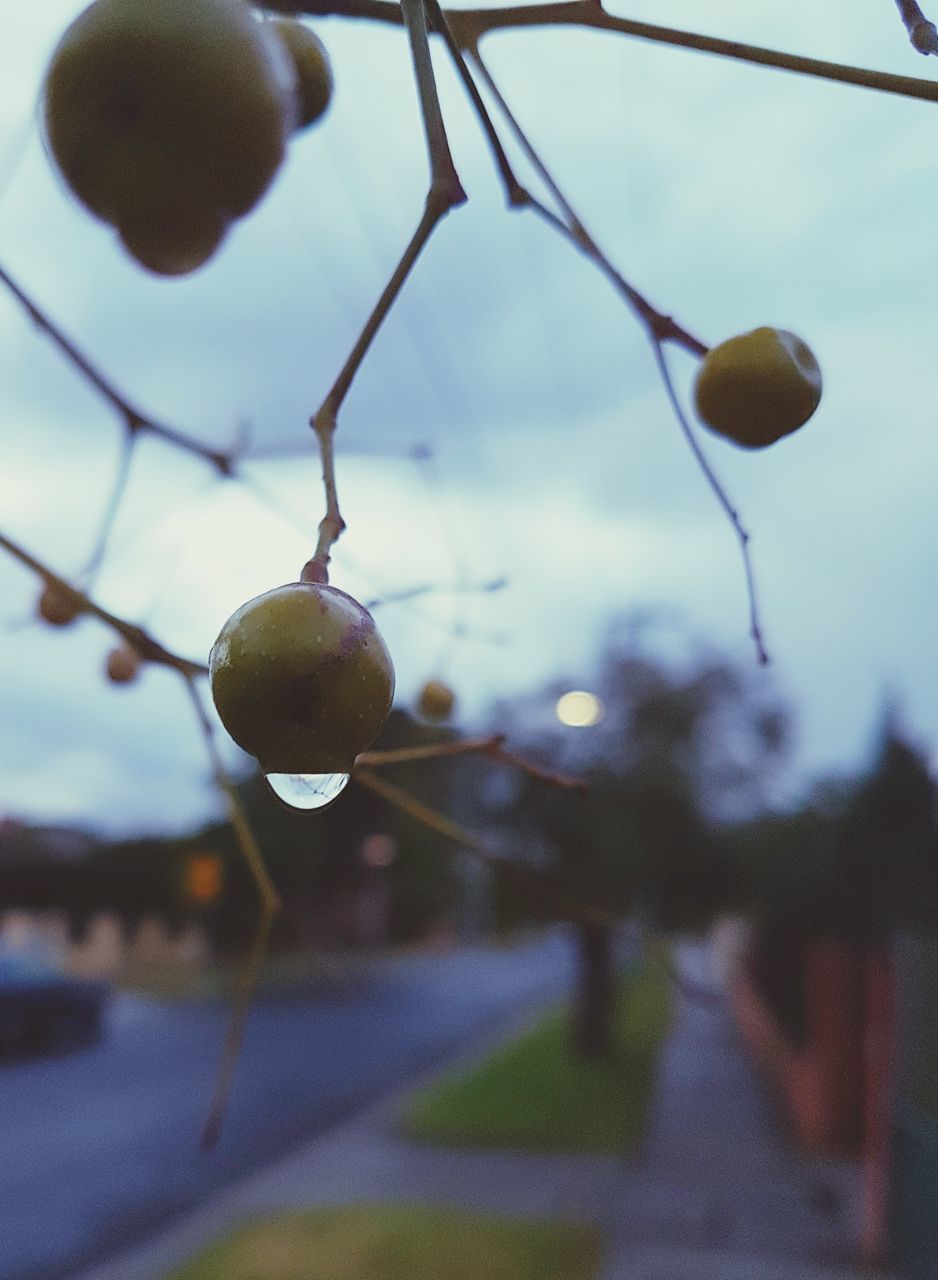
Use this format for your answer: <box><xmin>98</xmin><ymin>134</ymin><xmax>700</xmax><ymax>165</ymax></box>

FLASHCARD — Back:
<box><xmin>555</xmin><ymin>690</ymin><xmax>603</xmax><ymax>728</ymax></box>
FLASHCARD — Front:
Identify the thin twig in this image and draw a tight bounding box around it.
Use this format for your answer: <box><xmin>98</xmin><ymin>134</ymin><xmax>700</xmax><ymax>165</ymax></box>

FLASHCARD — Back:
<box><xmin>0</xmin><ymin>263</ymin><xmax>235</xmax><ymax>476</ymax></box>
<box><xmin>271</xmin><ymin>0</ymin><xmax>938</xmax><ymax>104</ymax></box>
<box><xmin>0</xmin><ymin>529</ymin><xmax>207</xmax><ymax>676</ymax></box>
<box><xmin>182</xmin><ymin>675</ymin><xmax>281</xmax><ymax>1151</ymax></box>
<box><xmin>81</xmin><ymin>428</ymin><xmax>138</xmax><ymax>585</ymax></box>
<box><xmin>311</xmin><ymin>407</ymin><xmax>345</xmax><ymax>567</ymax></box>
<box><xmin>238</xmin><ymin>469</ymin><xmax>508</xmax><ymax>636</ymax></box>
<box><xmin>650</xmin><ymin>342</ymin><xmax>767</xmax><ymax>666</ymax></box>
<box><xmin>200</xmin><ymin>909</ymin><xmax>276</xmax><ymax>1152</ymax></box>
<box><xmin>354</xmin><ymin>766</ymin><xmax>614</xmax><ymax>926</ymax></box>
<box><xmin>467</xmin><ymin>47</ymin><xmax>706</xmax><ymax>355</ymax></box>
<box><xmin>4</xmin><ymin>531</ymin><xmax>280</xmax><ymax>1149</ymax></box>
<box><xmin>358</xmin><ymin>736</ymin><xmax>501</xmax><ymax>766</ymax></box>
<box><xmin>461</xmin><ymin>50</ymin><xmax>763</xmax><ymax>659</ymax></box>
<box><xmin>306</xmin><ymin>0</ymin><xmax>467</xmax><ymax>574</ymax></box>
<box><xmin>422</xmin><ymin>0</ymin><xmax>527</xmax><ymax>205</ymax></box>
<box><xmin>491</xmin><ymin>741</ymin><xmax>589</xmax><ymax>791</ymax></box>
<box><xmin>358</xmin><ymin>732</ymin><xmax>586</xmax><ymax>789</ymax></box>
<box><xmin>309</xmin><ymin>202</ymin><xmax>441</xmax><ymax>568</ymax></box>
<box><xmin>894</xmin><ymin>0</ymin><xmax>938</xmax><ymax>53</ymax></box>
<box><xmin>404</xmin><ymin>0</ymin><xmax>464</xmax><ymax>195</ymax></box>
<box><xmin>185</xmin><ymin>679</ymin><xmax>280</xmax><ymax>914</ymax></box>
<box><xmin>363</xmin><ymin>576</ymin><xmax>506</xmax><ymax>610</ymax></box>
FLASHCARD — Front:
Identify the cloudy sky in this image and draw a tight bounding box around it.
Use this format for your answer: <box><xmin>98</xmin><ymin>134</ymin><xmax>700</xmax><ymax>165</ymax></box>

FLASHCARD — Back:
<box><xmin>2</xmin><ymin>0</ymin><xmax>938</xmax><ymax>834</ymax></box>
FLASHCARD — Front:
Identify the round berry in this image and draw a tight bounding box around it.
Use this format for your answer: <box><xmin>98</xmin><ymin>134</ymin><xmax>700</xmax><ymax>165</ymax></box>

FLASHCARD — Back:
<box><xmin>106</xmin><ymin>644</ymin><xmax>142</xmax><ymax>684</ymax></box>
<box><xmin>42</xmin><ymin>0</ymin><xmax>298</xmax><ymax>273</ymax></box>
<box><xmin>417</xmin><ymin>679</ymin><xmax>456</xmax><ymax>722</ymax></box>
<box><xmin>209</xmin><ymin>582</ymin><xmax>395</xmax><ymax>774</ymax></box>
<box><xmin>693</xmin><ymin>327</ymin><xmax>822</xmax><ymax>449</ymax></box>
<box><xmin>37</xmin><ymin>583</ymin><xmax>82</xmax><ymax>628</ymax></box>
<box><xmin>118</xmin><ymin>201</ymin><xmax>228</xmax><ymax>277</ymax></box>
<box><xmin>270</xmin><ymin>18</ymin><xmax>333</xmax><ymax>130</ymax></box>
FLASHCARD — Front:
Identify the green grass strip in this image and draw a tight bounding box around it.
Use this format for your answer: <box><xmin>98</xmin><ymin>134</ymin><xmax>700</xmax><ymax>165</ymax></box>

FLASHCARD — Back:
<box><xmin>404</xmin><ymin>961</ymin><xmax>671</xmax><ymax>1153</ymax></box>
<box><xmin>166</xmin><ymin>1203</ymin><xmax>602</xmax><ymax>1280</ymax></box>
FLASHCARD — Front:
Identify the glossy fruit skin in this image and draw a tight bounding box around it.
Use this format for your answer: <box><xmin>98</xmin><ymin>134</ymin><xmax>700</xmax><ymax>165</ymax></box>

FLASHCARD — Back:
<box><xmin>693</xmin><ymin>327</ymin><xmax>822</xmax><ymax>449</ymax></box>
<box><xmin>270</xmin><ymin>19</ymin><xmax>332</xmax><ymax>129</ymax></box>
<box><xmin>42</xmin><ymin>0</ymin><xmax>297</xmax><ymax>274</ymax></box>
<box><xmin>106</xmin><ymin>644</ymin><xmax>141</xmax><ymax>684</ymax></box>
<box><xmin>209</xmin><ymin>583</ymin><xmax>395</xmax><ymax>774</ymax></box>
<box><xmin>417</xmin><ymin>679</ymin><xmax>455</xmax><ymax>722</ymax></box>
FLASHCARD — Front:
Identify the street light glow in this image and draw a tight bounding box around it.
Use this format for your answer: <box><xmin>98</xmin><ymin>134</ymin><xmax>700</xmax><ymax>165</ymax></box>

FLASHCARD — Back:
<box><xmin>555</xmin><ymin>690</ymin><xmax>603</xmax><ymax>727</ymax></box>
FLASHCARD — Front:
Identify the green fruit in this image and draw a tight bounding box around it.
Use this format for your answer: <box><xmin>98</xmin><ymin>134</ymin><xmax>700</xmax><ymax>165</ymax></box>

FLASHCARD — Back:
<box><xmin>270</xmin><ymin>18</ymin><xmax>333</xmax><ymax>129</ymax></box>
<box><xmin>693</xmin><ymin>327</ymin><xmax>822</xmax><ymax>449</ymax></box>
<box><xmin>209</xmin><ymin>582</ymin><xmax>395</xmax><ymax>774</ymax></box>
<box><xmin>417</xmin><ymin>679</ymin><xmax>455</xmax><ymax>722</ymax></box>
<box><xmin>42</xmin><ymin>0</ymin><xmax>297</xmax><ymax>272</ymax></box>
<box><xmin>118</xmin><ymin>201</ymin><xmax>228</xmax><ymax>277</ymax></box>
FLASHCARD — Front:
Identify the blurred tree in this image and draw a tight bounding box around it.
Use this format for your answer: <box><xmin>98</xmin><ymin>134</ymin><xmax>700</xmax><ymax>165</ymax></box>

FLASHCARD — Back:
<box><xmin>740</xmin><ymin>706</ymin><xmax>938</xmax><ymax>940</ymax></box>
<box><xmin>836</xmin><ymin>706</ymin><xmax>938</xmax><ymax>936</ymax></box>
<box><xmin>489</xmin><ymin>617</ymin><xmax>790</xmax><ymax>1057</ymax></box>
<box><xmin>729</xmin><ymin>706</ymin><xmax>938</xmax><ymax>1045</ymax></box>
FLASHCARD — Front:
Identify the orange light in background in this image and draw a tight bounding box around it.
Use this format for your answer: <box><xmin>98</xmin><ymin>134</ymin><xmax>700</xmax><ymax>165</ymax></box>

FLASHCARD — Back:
<box><xmin>185</xmin><ymin>853</ymin><xmax>223</xmax><ymax>904</ymax></box>
<box><xmin>555</xmin><ymin>690</ymin><xmax>603</xmax><ymax>727</ymax></box>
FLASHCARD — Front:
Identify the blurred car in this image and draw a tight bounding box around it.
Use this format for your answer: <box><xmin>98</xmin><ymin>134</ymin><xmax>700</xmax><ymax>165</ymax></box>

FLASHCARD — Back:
<box><xmin>0</xmin><ymin>952</ymin><xmax>108</xmax><ymax>1058</ymax></box>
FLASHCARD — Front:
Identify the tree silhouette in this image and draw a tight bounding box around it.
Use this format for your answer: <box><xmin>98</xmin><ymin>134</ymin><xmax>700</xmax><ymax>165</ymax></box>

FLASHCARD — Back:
<box><xmin>491</xmin><ymin>619</ymin><xmax>788</xmax><ymax>1055</ymax></box>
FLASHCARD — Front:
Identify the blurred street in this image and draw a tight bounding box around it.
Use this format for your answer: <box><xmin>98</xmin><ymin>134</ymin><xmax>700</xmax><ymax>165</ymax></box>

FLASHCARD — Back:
<box><xmin>64</xmin><ymin>937</ymin><xmax>884</xmax><ymax>1280</ymax></box>
<box><xmin>0</xmin><ymin>932</ymin><xmax>571</xmax><ymax>1280</ymax></box>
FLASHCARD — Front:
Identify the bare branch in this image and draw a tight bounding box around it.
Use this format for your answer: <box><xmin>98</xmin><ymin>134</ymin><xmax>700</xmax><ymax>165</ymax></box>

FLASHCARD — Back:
<box><xmin>422</xmin><ymin>0</ymin><xmax>527</xmax><ymax>205</ymax></box>
<box><xmin>0</xmin><ymin>529</ymin><xmax>207</xmax><ymax>676</ymax></box>
<box><xmin>467</xmin><ymin>47</ymin><xmax>707</xmax><ymax>356</ymax></box>
<box><xmin>404</xmin><ymin>0</ymin><xmax>464</xmax><ymax>197</ymax></box>
<box><xmin>81</xmin><ymin>428</ymin><xmax>137</xmax><ymax>585</ymax></box>
<box><xmin>363</xmin><ymin>576</ymin><xmax>506</xmax><ymax>610</ymax></box>
<box><xmin>200</xmin><ymin>909</ymin><xmax>276</xmax><ymax>1152</ymax></box>
<box><xmin>357</xmin><ymin>732</ymin><xmax>587</xmax><ymax>789</ymax></box>
<box><xmin>182</xmin><ymin>676</ymin><xmax>281</xmax><ymax>1150</ymax></box>
<box><xmin>310</xmin><ymin>410</ymin><xmax>345</xmax><ymax>569</ymax></box>
<box><xmin>267</xmin><ymin>0</ymin><xmax>938</xmax><ymax>104</ymax></box>
<box><xmin>306</xmin><ymin>0</ymin><xmax>467</xmax><ymax>575</ymax></box>
<box><xmin>491</xmin><ymin>741</ymin><xmax>589</xmax><ymax>791</ymax></box>
<box><xmin>2</xmin><ymin>532</ymin><xmax>278</xmax><ymax>1149</ymax></box>
<box><xmin>650</xmin><ymin>342</ymin><xmax>768</xmax><ymax>666</ymax></box>
<box><xmin>357</xmin><ymin>736</ymin><xmax>503</xmax><ymax>766</ymax></box>
<box><xmin>353</xmin><ymin>766</ymin><xmax>612</xmax><ymax>925</ymax></box>
<box><xmin>0</xmin><ymin>263</ymin><xmax>235</xmax><ymax>476</ymax></box>
<box><xmin>894</xmin><ymin>0</ymin><xmax>938</xmax><ymax>53</ymax></box>
<box><xmin>457</xmin><ymin>51</ymin><xmax>764</xmax><ymax>660</ymax></box>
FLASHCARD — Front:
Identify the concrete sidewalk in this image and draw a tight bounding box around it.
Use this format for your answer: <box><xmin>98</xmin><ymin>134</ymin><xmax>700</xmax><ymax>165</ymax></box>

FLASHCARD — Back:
<box><xmin>597</xmin><ymin>942</ymin><xmax>880</xmax><ymax>1277</ymax></box>
<box><xmin>71</xmin><ymin>941</ymin><xmax>892</xmax><ymax>1280</ymax></box>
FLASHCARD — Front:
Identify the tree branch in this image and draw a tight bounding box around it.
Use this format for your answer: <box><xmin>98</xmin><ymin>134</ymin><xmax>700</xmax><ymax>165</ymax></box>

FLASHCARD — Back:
<box><xmin>357</xmin><ymin>732</ymin><xmax>588</xmax><ymax>788</ymax></box>
<box><xmin>0</xmin><ymin>263</ymin><xmax>236</xmax><ymax>476</ymax></box>
<box><xmin>266</xmin><ymin>0</ymin><xmax>938</xmax><ymax>105</ymax></box>
<box><xmin>306</xmin><ymin>0</ymin><xmax>467</xmax><ymax>575</ymax></box>
<box><xmin>0</xmin><ymin>529</ymin><xmax>207</xmax><ymax>676</ymax></box>
<box><xmin>650</xmin><ymin>342</ymin><xmax>768</xmax><ymax>666</ymax></box>
<box><xmin>182</xmin><ymin>675</ymin><xmax>281</xmax><ymax>1151</ymax></box>
<box><xmin>894</xmin><ymin>0</ymin><xmax>938</xmax><ymax>53</ymax></box>
<box><xmin>354</xmin><ymin>766</ymin><xmax>614</xmax><ymax>926</ymax></box>
<box><xmin>466</xmin><ymin>47</ymin><xmax>707</xmax><ymax>355</ymax></box>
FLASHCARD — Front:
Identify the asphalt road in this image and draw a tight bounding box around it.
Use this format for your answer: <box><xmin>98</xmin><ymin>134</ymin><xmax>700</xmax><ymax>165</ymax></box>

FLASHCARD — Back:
<box><xmin>0</xmin><ymin>933</ymin><xmax>571</xmax><ymax>1280</ymax></box>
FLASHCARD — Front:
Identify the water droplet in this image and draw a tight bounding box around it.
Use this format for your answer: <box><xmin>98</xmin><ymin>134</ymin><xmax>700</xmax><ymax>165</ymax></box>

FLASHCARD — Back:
<box><xmin>264</xmin><ymin>771</ymin><xmax>350</xmax><ymax>811</ymax></box>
